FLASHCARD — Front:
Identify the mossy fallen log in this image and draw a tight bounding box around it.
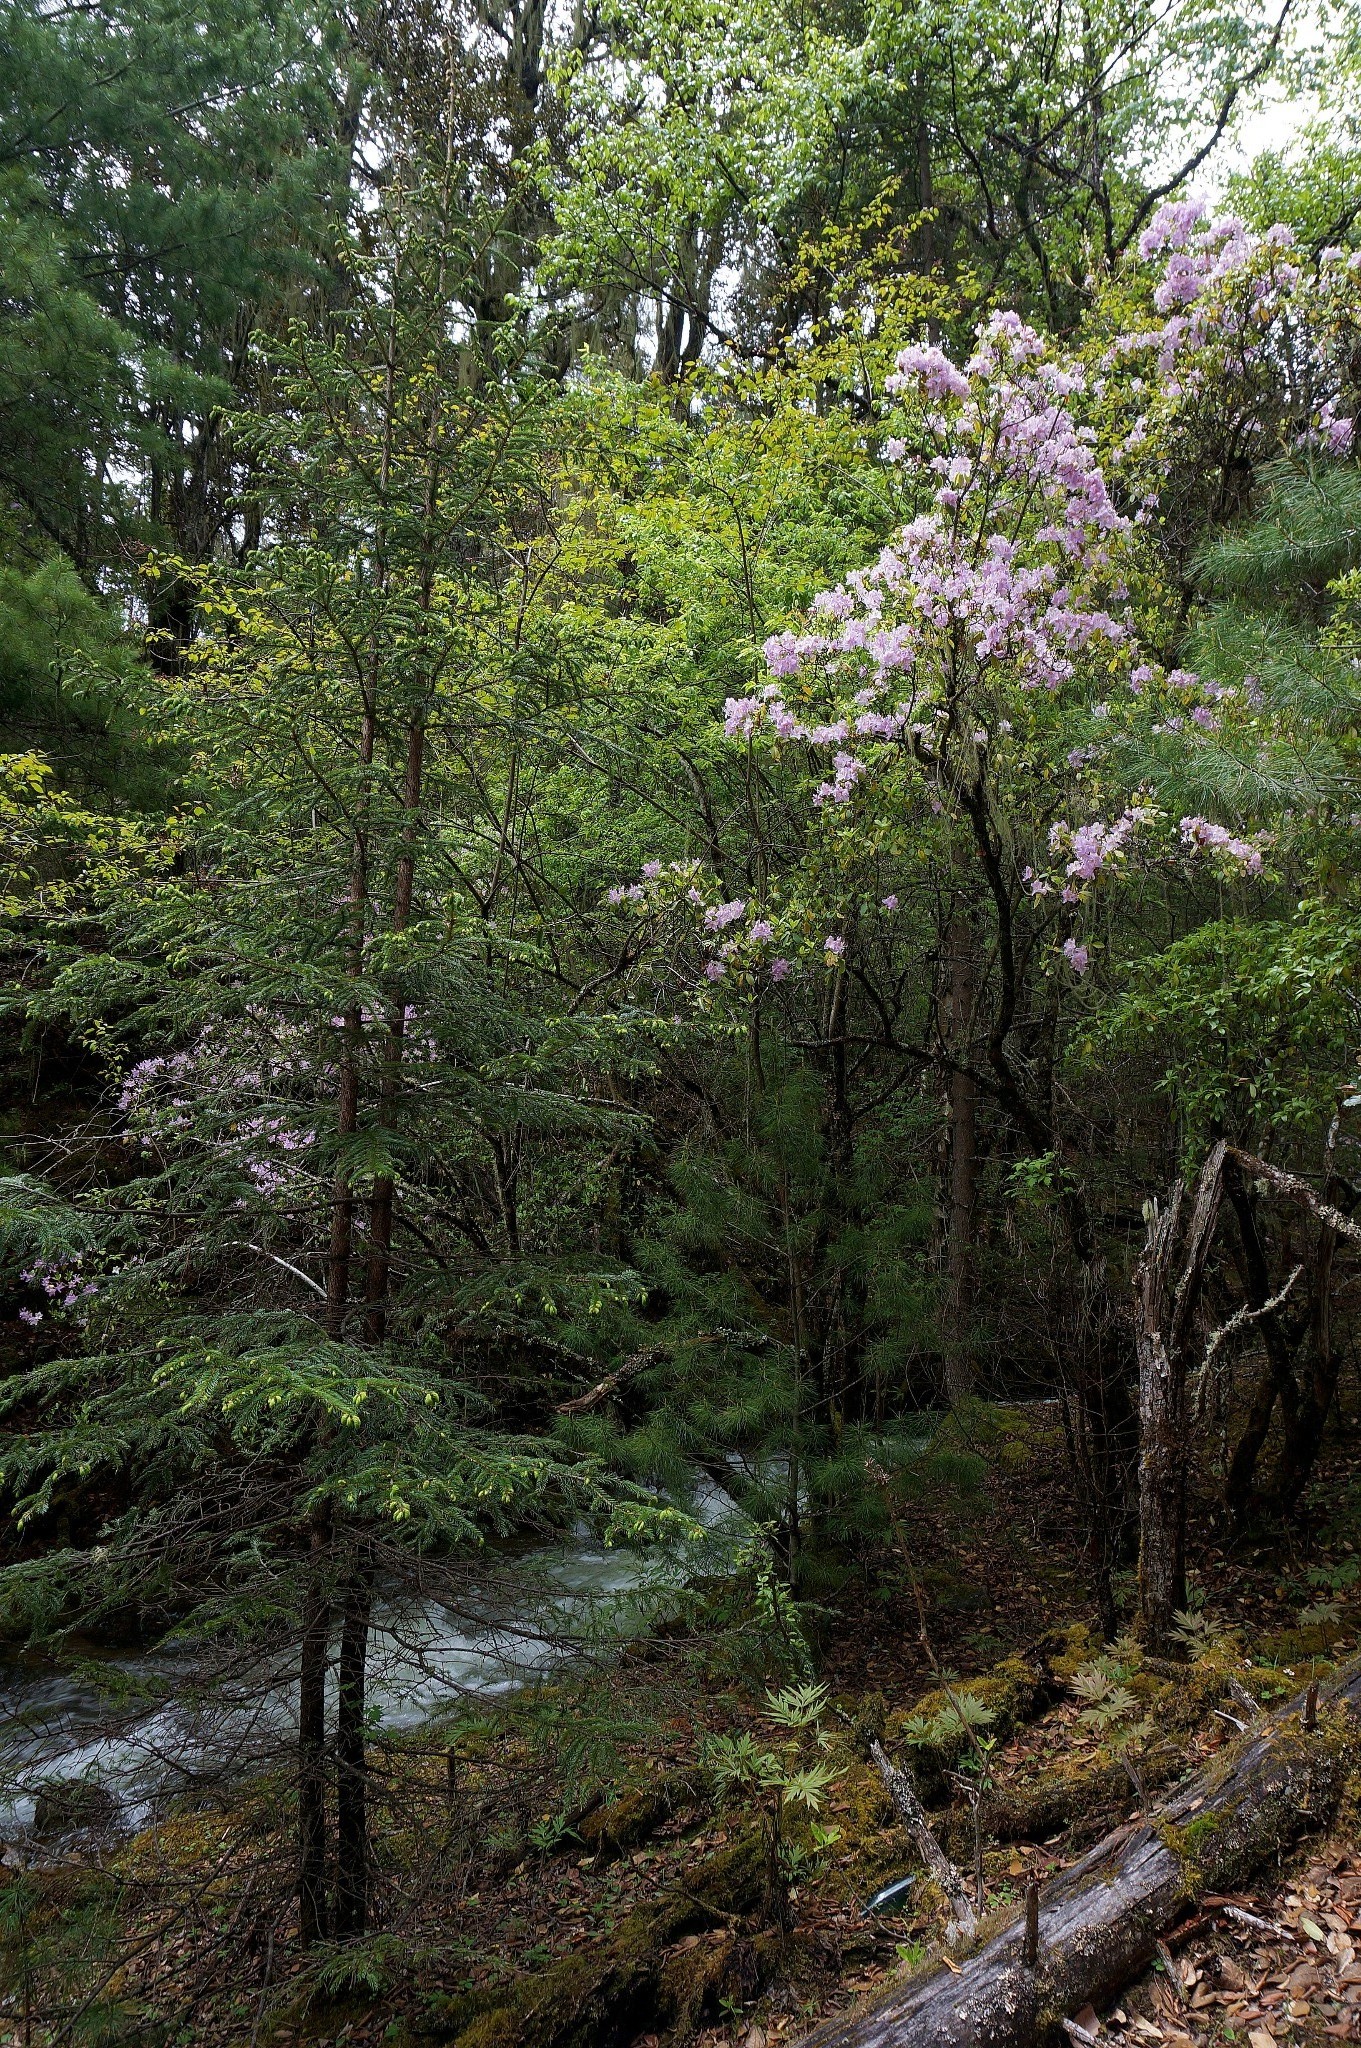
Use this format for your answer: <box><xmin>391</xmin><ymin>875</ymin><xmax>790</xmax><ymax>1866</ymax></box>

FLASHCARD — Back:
<box><xmin>414</xmin><ymin>1837</ymin><xmax>767</xmax><ymax>2047</ymax></box>
<box><xmin>574</xmin><ymin>1766</ymin><xmax>705</xmax><ymax>1861</ymax></box>
<box><xmin>935</xmin><ymin>1739</ymin><xmax>1190</xmax><ymax>1861</ymax></box>
<box><xmin>796</xmin><ymin>1658</ymin><xmax>1361</xmax><ymax>2048</ymax></box>
<box><xmin>882</xmin><ymin>1655</ymin><xmax>1056</xmax><ymax>1803</ymax></box>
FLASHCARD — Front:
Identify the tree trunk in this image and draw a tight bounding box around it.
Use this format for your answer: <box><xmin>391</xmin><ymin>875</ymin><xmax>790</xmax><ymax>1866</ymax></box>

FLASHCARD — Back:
<box><xmin>1272</xmin><ymin>1212</ymin><xmax>1339</xmax><ymax>1510</ymax></box>
<box><xmin>793</xmin><ymin>1660</ymin><xmax>1361</xmax><ymax>2048</ymax></box>
<box><xmin>334</xmin><ymin>1560</ymin><xmax>373</xmax><ymax>1938</ymax></box>
<box><xmin>297</xmin><ymin>1518</ymin><xmax>331</xmax><ymax>1945</ymax></box>
<box><xmin>943</xmin><ymin>915</ymin><xmax>977</xmax><ymax>1406</ymax></box>
<box><xmin>1134</xmin><ymin>1215</ymin><xmax>1186</xmax><ymax>1655</ymax></box>
<box><xmin>1223</xmin><ymin>1192</ymin><xmax>1302</xmax><ymax>1516</ymax></box>
<box><xmin>1135</xmin><ymin>1141</ymin><xmax>1225</xmax><ymax>1653</ymax></box>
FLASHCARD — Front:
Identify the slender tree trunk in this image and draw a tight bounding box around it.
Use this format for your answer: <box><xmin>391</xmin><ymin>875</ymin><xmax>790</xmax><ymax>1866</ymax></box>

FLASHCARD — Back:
<box><xmin>365</xmin><ymin>161</ymin><xmax>447</xmax><ymax>1342</ymax></box>
<box><xmin>1272</xmin><ymin>1214</ymin><xmax>1339</xmax><ymax>1510</ymax></box>
<box><xmin>304</xmin><ymin>287</ymin><xmax>396</xmax><ymax>1949</ymax></box>
<box><xmin>1224</xmin><ymin>1167</ymin><xmax>1301</xmax><ymax>1515</ymax></box>
<box><xmin>364</xmin><ymin>712</ymin><xmax>427</xmax><ymax>1340</ymax></box>
<box><xmin>298</xmin><ymin>1515</ymin><xmax>332</xmax><ymax>1945</ymax></box>
<box><xmin>917</xmin><ymin>113</ymin><xmax>934</xmax><ymax>271</ymax></box>
<box><xmin>1135</xmin><ymin>1143</ymin><xmax>1225</xmax><ymax>1653</ymax></box>
<box><xmin>1136</xmin><ymin>1367</ymin><xmax>1187</xmax><ymax>1649</ymax></box>
<box><xmin>326</xmin><ymin>300</ymin><xmax>392</xmax><ymax>1345</ymax></box>
<box><xmin>334</xmin><ymin>1557</ymin><xmax>373</xmax><ymax>1938</ymax></box>
<box><xmin>943</xmin><ymin>914</ymin><xmax>977</xmax><ymax>1405</ymax></box>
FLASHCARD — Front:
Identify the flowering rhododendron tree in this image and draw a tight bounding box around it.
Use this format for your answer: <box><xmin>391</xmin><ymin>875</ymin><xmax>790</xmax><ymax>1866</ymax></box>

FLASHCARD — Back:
<box><xmin>587</xmin><ymin>214</ymin><xmax>1361</xmax><ymax>1630</ymax></box>
<box><xmin>711</xmin><ymin>215</ymin><xmax>1360</xmax><ymax>988</ymax></box>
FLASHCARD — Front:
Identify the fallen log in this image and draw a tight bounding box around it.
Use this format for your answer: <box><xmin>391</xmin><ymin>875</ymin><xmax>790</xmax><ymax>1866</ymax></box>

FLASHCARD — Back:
<box><xmin>869</xmin><ymin>1739</ymin><xmax>976</xmax><ymax>1942</ymax></box>
<box><xmin>796</xmin><ymin>1658</ymin><xmax>1361</xmax><ymax>2048</ymax></box>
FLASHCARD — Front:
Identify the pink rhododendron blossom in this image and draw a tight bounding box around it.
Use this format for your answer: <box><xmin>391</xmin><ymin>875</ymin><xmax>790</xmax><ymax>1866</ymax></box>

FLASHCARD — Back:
<box><xmin>703</xmin><ymin>899</ymin><xmax>746</xmax><ymax>932</ymax></box>
<box><xmin>814</xmin><ymin>751</ymin><xmax>866</xmax><ymax>806</ymax></box>
<box><xmin>1178</xmin><ymin>816</ymin><xmax>1267</xmax><ymax>874</ymax></box>
<box><xmin>887</xmin><ymin>342</ymin><xmax>970</xmax><ymax>401</ymax></box>
<box><xmin>724</xmin><ymin>695</ymin><xmax>764</xmax><ymax>737</ymax></box>
<box><xmin>716</xmin><ymin>232</ymin><xmax>1347</xmax><ymax>971</ymax></box>
<box><xmin>769</xmin><ymin>958</ymin><xmax>790</xmax><ymax>981</ymax></box>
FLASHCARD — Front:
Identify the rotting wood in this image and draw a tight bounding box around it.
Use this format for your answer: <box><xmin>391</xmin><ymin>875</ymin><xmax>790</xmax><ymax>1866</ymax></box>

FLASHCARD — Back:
<box><xmin>793</xmin><ymin>1657</ymin><xmax>1361</xmax><ymax>2048</ymax></box>
<box><xmin>1134</xmin><ymin>1141</ymin><xmax>1226</xmax><ymax>1653</ymax></box>
<box><xmin>1227</xmin><ymin>1676</ymin><xmax>1261</xmax><ymax>1721</ymax></box>
<box><xmin>869</xmin><ymin>1739</ymin><xmax>977</xmax><ymax>1942</ymax></box>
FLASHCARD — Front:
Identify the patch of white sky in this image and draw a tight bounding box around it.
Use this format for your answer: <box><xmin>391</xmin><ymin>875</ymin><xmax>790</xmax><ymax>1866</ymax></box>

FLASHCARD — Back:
<box><xmin>1199</xmin><ymin>0</ymin><xmax>1333</xmax><ymax>197</ymax></box>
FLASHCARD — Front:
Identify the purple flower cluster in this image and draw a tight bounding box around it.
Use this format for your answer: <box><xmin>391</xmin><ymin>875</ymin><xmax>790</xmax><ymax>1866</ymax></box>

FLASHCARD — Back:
<box><xmin>1108</xmin><ymin>202</ymin><xmax>1358</xmax><ymax>454</ymax></box>
<box><xmin>1050</xmin><ymin>806</ymin><xmax>1152</xmax><ymax>884</ymax></box>
<box><xmin>1178</xmin><ymin>816</ymin><xmax>1269</xmax><ymax>875</ymax></box>
<box><xmin>602</xmin><ymin>861</ymin><xmax>795</xmax><ymax>990</ymax></box>
<box><xmin>18</xmin><ymin>1255</ymin><xmax>103</xmax><ymax>1327</ymax></box>
<box><xmin>727</xmin><ymin>313</ymin><xmax>1143</xmax><ymax>819</ymax></box>
<box><xmin>116</xmin><ymin>1016</ymin><xmax>342</xmax><ymax>1207</ymax></box>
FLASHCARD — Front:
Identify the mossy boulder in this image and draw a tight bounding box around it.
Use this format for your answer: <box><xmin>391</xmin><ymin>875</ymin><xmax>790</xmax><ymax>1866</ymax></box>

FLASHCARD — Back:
<box><xmin>1046</xmin><ymin>1624</ymin><xmax>1101</xmax><ymax>1686</ymax></box>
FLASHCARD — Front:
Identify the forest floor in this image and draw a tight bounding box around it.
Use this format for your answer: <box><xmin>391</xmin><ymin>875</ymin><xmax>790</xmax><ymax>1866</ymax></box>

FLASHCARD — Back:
<box><xmin>8</xmin><ymin>1398</ymin><xmax>1361</xmax><ymax>2046</ymax></box>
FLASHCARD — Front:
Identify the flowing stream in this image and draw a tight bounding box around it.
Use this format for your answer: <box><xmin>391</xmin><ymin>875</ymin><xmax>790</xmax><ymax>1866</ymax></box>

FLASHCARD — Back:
<box><xmin>0</xmin><ymin>1479</ymin><xmax>746</xmax><ymax>1836</ymax></box>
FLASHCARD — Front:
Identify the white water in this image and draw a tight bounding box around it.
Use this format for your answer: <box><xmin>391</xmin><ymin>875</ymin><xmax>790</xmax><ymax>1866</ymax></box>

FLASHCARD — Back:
<box><xmin>0</xmin><ymin>1480</ymin><xmax>747</xmax><ymax>1836</ymax></box>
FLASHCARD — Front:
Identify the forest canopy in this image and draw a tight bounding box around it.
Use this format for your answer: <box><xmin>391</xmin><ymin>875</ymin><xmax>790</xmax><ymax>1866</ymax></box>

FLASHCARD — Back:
<box><xmin>6</xmin><ymin>0</ymin><xmax>1361</xmax><ymax>2041</ymax></box>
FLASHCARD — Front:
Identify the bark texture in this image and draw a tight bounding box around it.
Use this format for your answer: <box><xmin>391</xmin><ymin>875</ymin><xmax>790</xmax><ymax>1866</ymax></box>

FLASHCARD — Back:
<box><xmin>1134</xmin><ymin>1140</ymin><xmax>1225</xmax><ymax>1652</ymax></box>
<box><xmin>794</xmin><ymin>1659</ymin><xmax>1361</xmax><ymax>2048</ymax></box>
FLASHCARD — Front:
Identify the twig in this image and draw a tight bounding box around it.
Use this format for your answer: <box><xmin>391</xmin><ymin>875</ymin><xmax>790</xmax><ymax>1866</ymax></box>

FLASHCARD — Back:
<box><xmin>1061</xmin><ymin>2020</ymin><xmax>1099</xmax><ymax>2046</ymax></box>
<box><xmin>554</xmin><ymin>1346</ymin><xmax>665</xmax><ymax>1415</ymax></box>
<box><xmin>224</xmin><ymin>1241</ymin><xmax>327</xmax><ymax>1300</ymax></box>
<box><xmin>1119</xmin><ymin>1748</ymin><xmax>1147</xmax><ymax>1809</ymax></box>
<box><xmin>1022</xmin><ymin>1881</ymin><xmax>1040</xmax><ymax>1968</ymax></box>
<box><xmin>247</xmin><ymin>1922</ymin><xmax>277</xmax><ymax>2048</ymax></box>
<box><xmin>1158</xmin><ymin>1936</ymin><xmax>1188</xmax><ymax>2006</ymax></box>
<box><xmin>1218</xmin><ymin>1901</ymin><xmax>1287</xmax><ymax>1936</ymax></box>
